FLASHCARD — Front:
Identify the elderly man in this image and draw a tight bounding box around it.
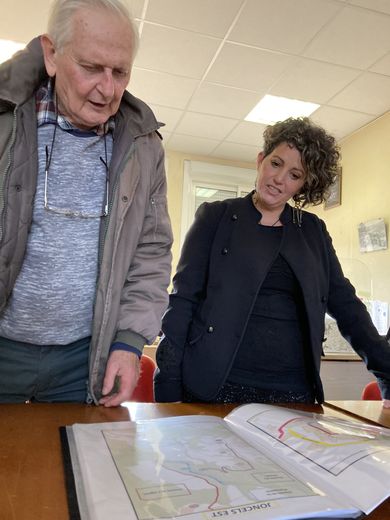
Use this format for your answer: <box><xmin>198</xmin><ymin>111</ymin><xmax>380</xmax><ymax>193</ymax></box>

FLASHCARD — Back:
<box><xmin>0</xmin><ymin>0</ymin><xmax>172</xmax><ymax>406</ymax></box>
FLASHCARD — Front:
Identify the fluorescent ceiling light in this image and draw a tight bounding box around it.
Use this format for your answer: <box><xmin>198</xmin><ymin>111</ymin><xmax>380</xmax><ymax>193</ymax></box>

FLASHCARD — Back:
<box><xmin>245</xmin><ymin>94</ymin><xmax>320</xmax><ymax>125</ymax></box>
<box><xmin>0</xmin><ymin>39</ymin><xmax>26</xmax><ymax>65</ymax></box>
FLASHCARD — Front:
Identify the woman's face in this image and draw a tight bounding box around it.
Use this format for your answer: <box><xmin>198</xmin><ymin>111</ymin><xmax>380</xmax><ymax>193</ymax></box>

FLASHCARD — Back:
<box><xmin>255</xmin><ymin>142</ymin><xmax>306</xmax><ymax>211</ymax></box>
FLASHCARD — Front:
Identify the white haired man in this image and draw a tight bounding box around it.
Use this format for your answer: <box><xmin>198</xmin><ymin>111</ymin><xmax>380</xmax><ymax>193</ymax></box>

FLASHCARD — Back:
<box><xmin>0</xmin><ymin>0</ymin><xmax>172</xmax><ymax>406</ymax></box>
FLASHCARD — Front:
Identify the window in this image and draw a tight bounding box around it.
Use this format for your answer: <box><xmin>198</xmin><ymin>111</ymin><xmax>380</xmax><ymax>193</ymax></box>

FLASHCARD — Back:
<box><xmin>180</xmin><ymin>161</ymin><xmax>255</xmax><ymax>247</ymax></box>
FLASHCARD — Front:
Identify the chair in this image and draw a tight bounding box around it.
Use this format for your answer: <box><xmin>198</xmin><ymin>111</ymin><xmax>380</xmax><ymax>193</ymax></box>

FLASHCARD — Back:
<box><xmin>130</xmin><ymin>354</ymin><xmax>156</xmax><ymax>402</ymax></box>
<box><xmin>361</xmin><ymin>381</ymin><xmax>381</xmax><ymax>400</ymax></box>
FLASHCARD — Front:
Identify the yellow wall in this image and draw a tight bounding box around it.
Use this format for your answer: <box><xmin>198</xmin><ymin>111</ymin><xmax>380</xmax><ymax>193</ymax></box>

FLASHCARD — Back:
<box><xmin>311</xmin><ymin>111</ymin><xmax>390</xmax><ymax>303</ymax></box>
<box><xmin>165</xmin><ymin>112</ymin><xmax>390</xmax><ymax>305</ymax></box>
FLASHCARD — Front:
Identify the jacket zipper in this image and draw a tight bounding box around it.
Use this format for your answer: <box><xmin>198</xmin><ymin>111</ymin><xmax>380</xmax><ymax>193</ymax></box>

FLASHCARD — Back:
<box><xmin>97</xmin><ymin>140</ymin><xmax>136</xmax><ymax>270</ymax></box>
<box><xmin>0</xmin><ymin>107</ymin><xmax>18</xmax><ymax>244</ymax></box>
<box><xmin>89</xmin><ymin>140</ymin><xmax>136</xmax><ymax>403</ymax></box>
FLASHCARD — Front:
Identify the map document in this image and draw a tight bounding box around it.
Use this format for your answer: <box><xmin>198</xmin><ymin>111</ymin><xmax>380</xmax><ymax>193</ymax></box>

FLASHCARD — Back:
<box><xmin>65</xmin><ymin>404</ymin><xmax>390</xmax><ymax>520</ymax></box>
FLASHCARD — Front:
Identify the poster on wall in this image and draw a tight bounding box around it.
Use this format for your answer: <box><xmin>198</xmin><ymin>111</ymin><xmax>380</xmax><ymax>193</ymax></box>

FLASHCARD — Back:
<box><xmin>358</xmin><ymin>218</ymin><xmax>387</xmax><ymax>253</ymax></box>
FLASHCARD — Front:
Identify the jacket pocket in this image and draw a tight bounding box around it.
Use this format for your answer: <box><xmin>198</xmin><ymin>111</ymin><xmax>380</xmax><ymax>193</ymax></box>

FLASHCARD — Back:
<box><xmin>187</xmin><ymin>321</ymin><xmax>205</xmax><ymax>346</ymax></box>
<box><xmin>150</xmin><ymin>194</ymin><xmax>171</xmax><ymax>242</ymax></box>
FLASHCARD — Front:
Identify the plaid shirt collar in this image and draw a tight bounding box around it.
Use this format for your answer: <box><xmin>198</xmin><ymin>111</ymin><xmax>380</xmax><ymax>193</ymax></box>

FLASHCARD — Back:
<box><xmin>35</xmin><ymin>79</ymin><xmax>115</xmax><ymax>135</ymax></box>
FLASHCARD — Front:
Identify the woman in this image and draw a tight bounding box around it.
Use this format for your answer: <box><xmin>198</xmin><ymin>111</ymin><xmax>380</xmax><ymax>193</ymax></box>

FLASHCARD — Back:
<box><xmin>154</xmin><ymin>117</ymin><xmax>390</xmax><ymax>407</ymax></box>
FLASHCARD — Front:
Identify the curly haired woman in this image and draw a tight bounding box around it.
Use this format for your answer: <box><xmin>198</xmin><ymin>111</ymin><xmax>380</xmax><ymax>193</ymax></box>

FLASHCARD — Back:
<box><xmin>154</xmin><ymin>117</ymin><xmax>390</xmax><ymax>408</ymax></box>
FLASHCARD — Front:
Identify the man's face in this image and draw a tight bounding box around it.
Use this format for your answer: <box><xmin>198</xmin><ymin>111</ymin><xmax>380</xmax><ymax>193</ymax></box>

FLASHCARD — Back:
<box><xmin>42</xmin><ymin>7</ymin><xmax>133</xmax><ymax>130</ymax></box>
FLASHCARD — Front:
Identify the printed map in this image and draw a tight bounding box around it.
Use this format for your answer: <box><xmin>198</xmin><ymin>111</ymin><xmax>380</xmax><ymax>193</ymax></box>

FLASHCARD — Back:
<box><xmin>103</xmin><ymin>419</ymin><xmax>317</xmax><ymax>520</ymax></box>
<box><xmin>245</xmin><ymin>408</ymin><xmax>389</xmax><ymax>476</ymax></box>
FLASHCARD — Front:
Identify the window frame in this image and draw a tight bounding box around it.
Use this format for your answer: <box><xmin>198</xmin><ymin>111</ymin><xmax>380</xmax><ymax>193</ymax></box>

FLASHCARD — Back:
<box><xmin>180</xmin><ymin>160</ymin><xmax>255</xmax><ymax>248</ymax></box>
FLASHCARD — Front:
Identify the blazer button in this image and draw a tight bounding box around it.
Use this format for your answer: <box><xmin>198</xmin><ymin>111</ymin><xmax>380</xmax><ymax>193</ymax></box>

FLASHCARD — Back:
<box><xmin>221</xmin><ymin>248</ymin><xmax>228</xmax><ymax>255</ymax></box>
<box><xmin>207</xmin><ymin>326</ymin><xmax>214</xmax><ymax>333</ymax></box>
<box><xmin>321</xmin><ymin>296</ymin><xmax>327</xmax><ymax>303</ymax></box>
<box><xmin>231</xmin><ymin>214</ymin><xmax>238</xmax><ymax>221</ymax></box>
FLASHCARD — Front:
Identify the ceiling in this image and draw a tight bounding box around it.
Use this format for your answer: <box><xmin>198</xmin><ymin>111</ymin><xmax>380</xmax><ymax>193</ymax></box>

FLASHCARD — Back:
<box><xmin>2</xmin><ymin>0</ymin><xmax>390</xmax><ymax>163</ymax></box>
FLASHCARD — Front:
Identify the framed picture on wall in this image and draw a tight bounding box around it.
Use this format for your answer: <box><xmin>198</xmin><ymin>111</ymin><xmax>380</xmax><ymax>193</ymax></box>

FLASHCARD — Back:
<box><xmin>324</xmin><ymin>169</ymin><xmax>342</xmax><ymax>209</ymax></box>
<box><xmin>358</xmin><ymin>218</ymin><xmax>387</xmax><ymax>253</ymax></box>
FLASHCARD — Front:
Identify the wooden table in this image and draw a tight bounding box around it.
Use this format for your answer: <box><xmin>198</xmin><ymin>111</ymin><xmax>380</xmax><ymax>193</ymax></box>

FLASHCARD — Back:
<box><xmin>324</xmin><ymin>400</ymin><xmax>390</xmax><ymax>427</ymax></box>
<box><xmin>0</xmin><ymin>401</ymin><xmax>388</xmax><ymax>520</ymax></box>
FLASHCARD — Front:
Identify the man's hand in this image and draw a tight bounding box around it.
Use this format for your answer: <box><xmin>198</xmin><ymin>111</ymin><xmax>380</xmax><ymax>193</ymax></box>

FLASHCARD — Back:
<box><xmin>383</xmin><ymin>399</ymin><xmax>390</xmax><ymax>409</ymax></box>
<box><xmin>99</xmin><ymin>350</ymin><xmax>140</xmax><ymax>407</ymax></box>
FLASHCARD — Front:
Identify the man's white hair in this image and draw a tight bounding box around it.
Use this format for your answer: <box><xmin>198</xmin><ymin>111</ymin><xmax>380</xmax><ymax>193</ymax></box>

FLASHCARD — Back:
<box><xmin>47</xmin><ymin>0</ymin><xmax>139</xmax><ymax>62</ymax></box>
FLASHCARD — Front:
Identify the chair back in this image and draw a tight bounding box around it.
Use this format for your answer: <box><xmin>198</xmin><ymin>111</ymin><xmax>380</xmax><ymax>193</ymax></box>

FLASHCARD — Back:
<box><xmin>361</xmin><ymin>380</ymin><xmax>381</xmax><ymax>400</ymax></box>
<box><xmin>131</xmin><ymin>354</ymin><xmax>156</xmax><ymax>402</ymax></box>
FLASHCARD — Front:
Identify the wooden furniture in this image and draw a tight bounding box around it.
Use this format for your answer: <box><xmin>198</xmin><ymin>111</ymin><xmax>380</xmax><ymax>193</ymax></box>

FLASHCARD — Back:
<box><xmin>325</xmin><ymin>399</ymin><xmax>390</xmax><ymax>427</ymax></box>
<box><xmin>0</xmin><ymin>401</ymin><xmax>388</xmax><ymax>520</ymax></box>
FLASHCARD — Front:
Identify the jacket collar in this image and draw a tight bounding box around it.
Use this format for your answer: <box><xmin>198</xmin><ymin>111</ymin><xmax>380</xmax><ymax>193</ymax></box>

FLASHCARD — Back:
<box><xmin>0</xmin><ymin>37</ymin><xmax>46</xmax><ymax>109</ymax></box>
<box><xmin>245</xmin><ymin>191</ymin><xmax>296</xmax><ymax>226</ymax></box>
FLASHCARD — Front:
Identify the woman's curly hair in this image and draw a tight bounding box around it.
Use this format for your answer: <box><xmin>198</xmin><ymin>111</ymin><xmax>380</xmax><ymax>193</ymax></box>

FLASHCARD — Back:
<box><xmin>262</xmin><ymin>117</ymin><xmax>341</xmax><ymax>206</ymax></box>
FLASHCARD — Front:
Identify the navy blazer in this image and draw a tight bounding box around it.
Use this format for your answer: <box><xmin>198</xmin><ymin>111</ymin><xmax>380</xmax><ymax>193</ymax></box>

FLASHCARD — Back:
<box><xmin>155</xmin><ymin>194</ymin><xmax>390</xmax><ymax>402</ymax></box>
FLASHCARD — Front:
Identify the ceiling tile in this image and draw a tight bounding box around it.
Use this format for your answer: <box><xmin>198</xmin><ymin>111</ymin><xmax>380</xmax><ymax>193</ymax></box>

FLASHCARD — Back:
<box><xmin>145</xmin><ymin>0</ymin><xmax>243</xmax><ymax>37</ymax></box>
<box><xmin>128</xmin><ymin>0</ymin><xmax>146</xmax><ymax>19</ymax></box>
<box><xmin>329</xmin><ymin>72</ymin><xmax>390</xmax><ymax>115</ymax></box>
<box><xmin>211</xmin><ymin>142</ymin><xmax>259</xmax><ymax>163</ymax></box>
<box><xmin>160</xmin><ymin>130</ymin><xmax>172</xmax><ymax>145</ymax></box>
<box><xmin>225</xmin><ymin>121</ymin><xmax>266</xmax><ymax>147</ymax></box>
<box><xmin>168</xmin><ymin>134</ymin><xmax>220</xmax><ymax>155</ymax></box>
<box><xmin>175</xmin><ymin>112</ymin><xmax>238</xmax><ymax>140</ymax></box>
<box><xmin>304</xmin><ymin>5</ymin><xmax>390</xmax><ymax>69</ymax></box>
<box><xmin>188</xmin><ymin>83</ymin><xmax>262</xmax><ymax>119</ymax></box>
<box><xmin>229</xmin><ymin>0</ymin><xmax>341</xmax><ymax>54</ymax></box>
<box><xmin>147</xmin><ymin>104</ymin><xmax>184</xmax><ymax>132</ymax></box>
<box><xmin>4</xmin><ymin>0</ymin><xmax>390</xmax><ymax>164</ymax></box>
<box><xmin>348</xmin><ymin>0</ymin><xmax>390</xmax><ymax>15</ymax></box>
<box><xmin>206</xmin><ymin>43</ymin><xmax>295</xmax><ymax>92</ymax></box>
<box><xmin>270</xmin><ymin>58</ymin><xmax>361</xmax><ymax>104</ymax></box>
<box><xmin>129</xmin><ymin>68</ymin><xmax>198</xmax><ymax>109</ymax></box>
<box><xmin>370</xmin><ymin>52</ymin><xmax>390</xmax><ymax>76</ymax></box>
<box><xmin>311</xmin><ymin>106</ymin><xmax>375</xmax><ymax>140</ymax></box>
<box><xmin>135</xmin><ymin>23</ymin><xmax>220</xmax><ymax>79</ymax></box>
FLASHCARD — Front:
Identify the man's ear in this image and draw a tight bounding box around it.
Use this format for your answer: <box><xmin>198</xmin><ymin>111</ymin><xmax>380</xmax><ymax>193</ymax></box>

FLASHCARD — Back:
<box><xmin>256</xmin><ymin>151</ymin><xmax>265</xmax><ymax>169</ymax></box>
<box><xmin>40</xmin><ymin>34</ymin><xmax>57</xmax><ymax>77</ymax></box>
